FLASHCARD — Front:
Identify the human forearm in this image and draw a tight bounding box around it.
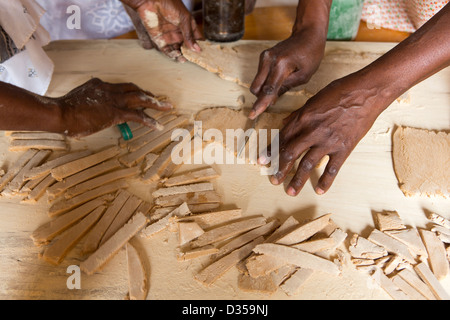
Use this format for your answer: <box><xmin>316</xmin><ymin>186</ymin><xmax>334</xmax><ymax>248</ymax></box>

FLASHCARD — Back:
<box><xmin>0</xmin><ymin>79</ymin><xmax>172</xmax><ymax>137</ymax></box>
<box><xmin>353</xmin><ymin>3</ymin><xmax>450</xmax><ymax>112</ymax></box>
<box><xmin>0</xmin><ymin>82</ymin><xmax>63</xmax><ymax>132</ymax></box>
<box><xmin>293</xmin><ymin>0</ymin><xmax>332</xmax><ymax>36</ymax></box>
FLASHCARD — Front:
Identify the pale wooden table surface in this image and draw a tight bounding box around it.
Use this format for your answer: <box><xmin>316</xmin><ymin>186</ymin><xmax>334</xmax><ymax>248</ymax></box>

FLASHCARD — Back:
<box><xmin>0</xmin><ymin>39</ymin><xmax>448</xmax><ymax>300</ymax></box>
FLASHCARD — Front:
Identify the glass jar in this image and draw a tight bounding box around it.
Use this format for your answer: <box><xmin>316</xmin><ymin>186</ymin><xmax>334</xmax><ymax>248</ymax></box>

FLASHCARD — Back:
<box><xmin>203</xmin><ymin>0</ymin><xmax>245</xmax><ymax>42</ymax></box>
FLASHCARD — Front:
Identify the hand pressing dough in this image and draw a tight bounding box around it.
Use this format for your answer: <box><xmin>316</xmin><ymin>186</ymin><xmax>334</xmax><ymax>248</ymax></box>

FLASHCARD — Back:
<box><xmin>392</xmin><ymin>126</ymin><xmax>449</xmax><ymax>198</ymax></box>
<box><xmin>182</xmin><ymin>41</ymin><xmax>379</xmax><ymax>97</ymax></box>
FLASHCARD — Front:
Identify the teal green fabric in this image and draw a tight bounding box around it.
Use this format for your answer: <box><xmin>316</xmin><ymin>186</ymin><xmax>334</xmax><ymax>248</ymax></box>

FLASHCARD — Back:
<box><xmin>327</xmin><ymin>0</ymin><xmax>365</xmax><ymax>40</ymax></box>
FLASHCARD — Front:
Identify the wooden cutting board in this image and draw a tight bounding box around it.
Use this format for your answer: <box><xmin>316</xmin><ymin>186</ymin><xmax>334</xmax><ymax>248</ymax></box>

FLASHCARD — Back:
<box><xmin>0</xmin><ymin>40</ymin><xmax>448</xmax><ymax>299</ymax></box>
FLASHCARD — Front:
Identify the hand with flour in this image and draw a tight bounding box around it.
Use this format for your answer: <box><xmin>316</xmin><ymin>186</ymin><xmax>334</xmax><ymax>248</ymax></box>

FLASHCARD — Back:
<box><xmin>121</xmin><ymin>0</ymin><xmax>202</xmax><ymax>62</ymax></box>
<box><xmin>0</xmin><ymin>78</ymin><xmax>173</xmax><ymax>138</ymax></box>
<box><xmin>257</xmin><ymin>2</ymin><xmax>450</xmax><ymax>196</ymax></box>
<box><xmin>249</xmin><ymin>0</ymin><xmax>332</xmax><ymax>120</ymax></box>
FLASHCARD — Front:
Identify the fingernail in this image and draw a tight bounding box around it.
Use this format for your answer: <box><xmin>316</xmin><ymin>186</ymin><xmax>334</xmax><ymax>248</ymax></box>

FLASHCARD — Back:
<box><xmin>315</xmin><ymin>187</ymin><xmax>325</xmax><ymax>195</ymax></box>
<box><xmin>248</xmin><ymin>111</ymin><xmax>256</xmax><ymax>120</ymax></box>
<box><xmin>287</xmin><ymin>187</ymin><xmax>297</xmax><ymax>197</ymax></box>
<box><xmin>193</xmin><ymin>43</ymin><xmax>201</xmax><ymax>52</ymax></box>
<box><xmin>258</xmin><ymin>155</ymin><xmax>269</xmax><ymax>165</ymax></box>
<box><xmin>270</xmin><ymin>175</ymin><xmax>279</xmax><ymax>185</ymax></box>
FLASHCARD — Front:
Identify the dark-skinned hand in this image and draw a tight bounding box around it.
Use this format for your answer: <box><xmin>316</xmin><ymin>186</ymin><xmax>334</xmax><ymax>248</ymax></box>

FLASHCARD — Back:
<box><xmin>249</xmin><ymin>26</ymin><xmax>328</xmax><ymax>120</ymax></box>
<box><xmin>258</xmin><ymin>74</ymin><xmax>388</xmax><ymax>196</ymax></box>
<box><xmin>121</xmin><ymin>0</ymin><xmax>202</xmax><ymax>62</ymax></box>
<box><xmin>56</xmin><ymin>78</ymin><xmax>172</xmax><ymax>138</ymax></box>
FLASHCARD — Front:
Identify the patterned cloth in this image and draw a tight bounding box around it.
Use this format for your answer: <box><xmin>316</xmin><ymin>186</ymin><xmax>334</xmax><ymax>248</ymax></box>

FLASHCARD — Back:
<box><xmin>36</xmin><ymin>0</ymin><xmax>195</xmax><ymax>41</ymax></box>
<box><xmin>0</xmin><ymin>0</ymin><xmax>54</xmax><ymax>95</ymax></box>
<box><xmin>361</xmin><ymin>0</ymin><xmax>449</xmax><ymax>32</ymax></box>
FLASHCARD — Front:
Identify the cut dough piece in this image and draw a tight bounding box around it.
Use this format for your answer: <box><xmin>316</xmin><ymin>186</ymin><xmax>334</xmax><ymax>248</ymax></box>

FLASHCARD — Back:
<box><xmin>427</xmin><ymin>212</ymin><xmax>450</xmax><ymax>229</ymax></box>
<box><xmin>48</xmin><ymin>179</ymin><xmax>128</xmax><ymax>217</ymax></box>
<box><xmin>163</xmin><ymin>167</ymin><xmax>220</xmax><ymax>187</ymax></box>
<box><xmin>2</xmin><ymin>149</ymin><xmax>51</xmax><ymax>195</ymax></box>
<box><xmin>138</xmin><ymin>141</ymin><xmax>180</xmax><ymax>182</ymax></box>
<box><xmin>371</xmin><ymin>268</ymin><xmax>409</xmax><ymax>300</ymax></box>
<box><xmin>121</xmin><ymin>124</ymin><xmax>194</xmax><ymax>170</ymax></box>
<box><xmin>246</xmin><ymin>254</ymin><xmax>287</xmax><ymax>278</ymax></box>
<box><xmin>154</xmin><ymin>190</ymin><xmax>221</xmax><ymax>207</ymax></box>
<box><xmin>195</xmin><ymin>107</ymin><xmax>250</xmax><ymax>154</ymax></box>
<box><xmin>238</xmin><ymin>273</ymin><xmax>277</xmax><ymax>294</ymax></box>
<box><xmin>177</xmin><ymin>245</ymin><xmax>219</xmax><ymax>261</ymax></box>
<box><xmin>275</xmin><ymin>214</ymin><xmax>332</xmax><ymax>245</ymax></box>
<box><xmin>141</xmin><ymin>153</ymin><xmax>158</xmax><ymax>172</ymax></box>
<box><xmin>214</xmin><ymin>220</ymin><xmax>280</xmax><ymax>259</ymax></box>
<box><xmin>178</xmin><ymin>221</ymin><xmax>204</xmax><ymax>246</ymax></box>
<box><xmin>265</xmin><ymin>216</ymin><xmax>300</xmax><ymax>243</ymax></box>
<box><xmin>367</xmin><ymin>229</ymin><xmax>417</xmax><ymax>263</ymax></box>
<box><xmin>293</xmin><ymin>238</ymin><xmax>336</xmax><ymax>254</ymax></box>
<box><xmin>22</xmin><ymin>174</ymin><xmax>56</xmax><ymax>203</ymax></box>
<box><xmin>100</xmin><ymin>195</ymin><xmax>142</xmax><ymax>245</ymax></box>
<box><xmin>47</xmin><ymin>158</ymin><xmax>121</xmax><ymax>200</ymax></box>
<box><xmin>391</xmin><ymin>275</ymin><xmax>427</xmax><ymax>300</ymax></box>
<box><xmin>9</xmin><ymin>139</ymin><xmax>68</xmax><ymax>151</ymax></box>
<box><xmin>195</xmin><ymin>236</ymin><xmax>264</xmax><ymax>286</ymax></box>
<box><xmin>280</xmin><ymin>268</ymin><xmax>314</xmax><ymax>297</ymax></box>
<box><xmin>373</xmin><ymin>210</ymin><xmax>406</xmax><ymax>231</ymax></box>
<box><xmin>31</xmin><ymin>197</ymin><xmax>108</xmax><ymax>246</ymax></box>
<box><xmin>50</xmin><ymin>145</ymin><xmax>120</xmax><ymax>181</ymax></box>
<box><xmin>397</xmin><ymin>268</ymin><xmax>436</xmax><ymax>300</ymax></box>
<box><xmin>0</xmin><ymin>149</ymin><xmax>39</xmax><ymax>192</ymax></box>
<box><xmin>150</xmin><ymin>203</ymin><xmax>220</xmax><ymax>220</ymax></box>
<box><xmin>385</xmin><ymin>228</ymin><xmax>428</xmax><ymax>259</ymax></box>
<box><xmin>9</xmin><ymin>132</ymin><xmax>66</xmax><ymax>140</ymax></box>
<box><xmin>414</xmin><ymin>262</ymin><xmax>450</xmax><ymax>300</ymax></box>
<box><xmin>392</xmin><ymin>126</ymin><xmax>450</xmax><ymax>198</ymax></box>
<box><xmin>65</xmin><ymin>166</ymin><xmax>140</xmax><ymax>199</ymax></box>
<box><xmin>25</xmin><ymin>150</ymin><xmax>92</xmax><ymax>181</ymax></box>
<box><xmin>126</xmin><ymin>242</ymin><xmax>149</xmax><ymax>300</ymax></box>
<box><xmin>81</xmin><ymin>190</ymin><xmax>131</xmax><ymax>255</ymax></box>
<box><xmin>80</xmin><ymin>212</ymin><xmax>148</xmax><ymax>275</ymax></box>
<box><xmin>141</xmin><ymin>203</ymin><xmax>191</xmax><ymax>238</ymax></box>
<box><xmin>152</xmin><ymin>182</ymin><xmax>214</xmax><ymax>198</ymax></box>
<box><xmin>253</xmin><ymin>243</ymin><xmax>340</xmax><ymax>275</ymax></box>
<box><xmin>127</xmin><ymin>115</ymin><xmax>189</xmax><ymax>152</ymax></box>
<box><xmin>190</xmin><ymin>216</ymin><xmax>266</xmax><ymax>248</ymax></box>
<box><xmin>175</xmin><ymin>208</ymin><xmax>242</xmax><ymax>229</ymax></box>
<box><xmin>419</xmin><ymin>229</ymin><xmax>449</xmax><ymax>280</ymax></box>
<box><xmin>41</xmin><ymin>206</ymin><xmax>106</xmax><ymax>265</ymax></box>
<box><xmin>349</xmin><ymin>234</ymin><xmax>388</xmax><ymax>259</ymax></box>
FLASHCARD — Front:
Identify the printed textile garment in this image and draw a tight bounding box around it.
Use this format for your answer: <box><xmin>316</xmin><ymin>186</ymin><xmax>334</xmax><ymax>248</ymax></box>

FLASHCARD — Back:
<box><xmin>0</xmin><ymin>0</ymin><xmax>54</xmax><ymax>95</ymax></box>
<box><xmin>361</xmin><ymin>0</ymin><xmax>449</xmax><ymax>32</ymax></box>
<box><xmin>36</xmin><ymin>0</ymin><xmax>196</xmax><ymax>41</ymax></box>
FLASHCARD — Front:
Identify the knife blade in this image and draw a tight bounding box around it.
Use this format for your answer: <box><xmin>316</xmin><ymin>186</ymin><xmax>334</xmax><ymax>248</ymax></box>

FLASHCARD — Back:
<box><xmin>237</xmin><ymin>117</ymin><xmax>257</xmax><ymax>158</ymax></box>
